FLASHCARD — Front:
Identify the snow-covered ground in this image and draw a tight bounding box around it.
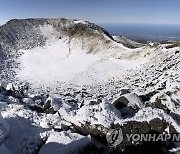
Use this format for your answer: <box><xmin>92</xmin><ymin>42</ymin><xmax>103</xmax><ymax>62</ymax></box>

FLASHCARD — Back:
<box><xmin>16</xmin><ymin>38</ymin><xmax>142</xmax><ymax>87</ymax></box>
<box><xmin>0</xmin><ymin>18</ymin><xmax>180</xmax><ymax>153</ymax></box>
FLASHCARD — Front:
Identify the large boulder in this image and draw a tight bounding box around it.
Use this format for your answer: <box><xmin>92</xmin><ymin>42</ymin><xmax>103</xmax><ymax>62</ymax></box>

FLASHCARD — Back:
<box><xmin>43</xmin><ymin>97</ymin><xmax>63</xmax><ymax>114</ymax></box>
<box><xmin>113</xmin><ymin>93</ymin><xmax>144</xmax><ymax>118</ymax></box>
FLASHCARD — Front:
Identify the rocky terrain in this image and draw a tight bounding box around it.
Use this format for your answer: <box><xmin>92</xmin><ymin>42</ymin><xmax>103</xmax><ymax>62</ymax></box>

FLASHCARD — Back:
<box><xmin>113</xmin><ymin>35</ymin><xmax>145</xmax><ymax>49</ymax></box>
<box><xmin>0</xmin><ymin>18</ymin><xmax>180</xmax><ymax>153</ymax></box>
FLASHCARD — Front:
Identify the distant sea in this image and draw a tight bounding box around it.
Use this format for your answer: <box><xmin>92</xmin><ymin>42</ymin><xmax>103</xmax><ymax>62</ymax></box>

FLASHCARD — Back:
<box><xmin>100</xmin><ymin>23</ymin><xmax>180</xmax><ymax>42</ymax></box>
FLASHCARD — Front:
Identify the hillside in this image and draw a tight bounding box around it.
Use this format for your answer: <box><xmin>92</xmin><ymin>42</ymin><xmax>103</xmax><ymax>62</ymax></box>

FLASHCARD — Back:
<box><xmin>113</xmin><ymin>35</ymin><xmax>145</xmax><ymax>48</ymax></box>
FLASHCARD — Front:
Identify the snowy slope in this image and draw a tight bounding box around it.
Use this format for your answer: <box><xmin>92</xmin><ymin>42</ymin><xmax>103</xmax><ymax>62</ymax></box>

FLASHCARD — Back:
<box><xmin>16</xmin><ymin>38</ymin><xmax>141</xmax><ymax>87</ymax></box>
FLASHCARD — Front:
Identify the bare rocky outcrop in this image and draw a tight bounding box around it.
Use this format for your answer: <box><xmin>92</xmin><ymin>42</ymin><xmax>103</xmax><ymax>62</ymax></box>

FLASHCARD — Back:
<box><xmin>113</xmin><ymin>35</ymin><xmax>144</xmax><ymax>48</ymax></box>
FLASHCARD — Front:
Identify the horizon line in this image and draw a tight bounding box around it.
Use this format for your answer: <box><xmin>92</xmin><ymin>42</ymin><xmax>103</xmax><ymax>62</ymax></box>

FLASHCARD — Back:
<box><xmin>1</xmin><ymin>17</ymin><xmax>180</xmax><ymax>26</ymax></box>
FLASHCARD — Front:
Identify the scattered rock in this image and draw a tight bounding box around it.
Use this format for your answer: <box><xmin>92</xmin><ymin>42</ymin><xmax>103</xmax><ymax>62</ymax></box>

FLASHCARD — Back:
<box><xmin>113</xmin><ymin>93</ymin><xmax>144</xmax><ymax>110</ymax></box>
<box><xmin>44</xmin><ymin>97</ymin><xmax>62</xmax><ymax>114</ymax></box>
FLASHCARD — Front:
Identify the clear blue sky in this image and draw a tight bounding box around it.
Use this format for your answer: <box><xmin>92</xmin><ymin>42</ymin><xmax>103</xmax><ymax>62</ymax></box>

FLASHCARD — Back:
<box><xmin>0</xmin><ymin>0</ymin><xmax>180</xmax><ymax>25</ymax></box>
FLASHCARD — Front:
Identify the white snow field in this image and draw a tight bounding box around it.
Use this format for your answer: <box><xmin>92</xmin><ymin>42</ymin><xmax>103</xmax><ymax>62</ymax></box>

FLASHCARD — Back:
<box><xmin>16</xmin><ymin>38</ymin><xmax>142</xmax><ymax>87</ymax></box>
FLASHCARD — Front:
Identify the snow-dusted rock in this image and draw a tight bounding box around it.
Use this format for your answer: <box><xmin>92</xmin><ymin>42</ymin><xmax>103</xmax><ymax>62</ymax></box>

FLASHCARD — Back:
<box><xmin>113</xmin><ymin>93</ymin><xmax>144</xmax><ymax>110</ymax></box>
<box><xmin>119</xmin><ymin>88</ymin><xmax>131</xmax><ymax>96</ymax></box>
<box><xmin>0</xmin><ymin>81</ymin><xmax>8</xmax><ymax>90</ymax></box>
<box><xmin>22</xmin><ymin>97</ymin><xmax>34</xmax><ymax>104</ymax></box>
<box><xmin>44</xmin><ymin>97</ymin><xmax>63</xmax><ymax>114</ymax></box>
<box><xmin>0</xmin><ymin>102</ymin><xmax>9</xmax><ymax>143</ymax></box>
<box><xmin>39</xmin><ymin>131</ymin><xmax>91</xmax><ymax>154</ymax></box>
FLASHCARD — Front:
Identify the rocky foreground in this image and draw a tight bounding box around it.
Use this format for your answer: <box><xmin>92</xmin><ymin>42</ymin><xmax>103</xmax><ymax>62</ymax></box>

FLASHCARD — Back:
<box><xmin>0</xmin><ymin>18</ymin><xmax>180</xmax><ymax>153</ymax></box>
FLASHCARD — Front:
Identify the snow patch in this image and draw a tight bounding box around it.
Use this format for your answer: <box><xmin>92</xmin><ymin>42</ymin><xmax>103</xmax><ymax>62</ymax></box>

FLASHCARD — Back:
<box><xmin>39</xmin><ymin>131</ymin><xmax>91</xmax><ymax>154</ymax></box>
